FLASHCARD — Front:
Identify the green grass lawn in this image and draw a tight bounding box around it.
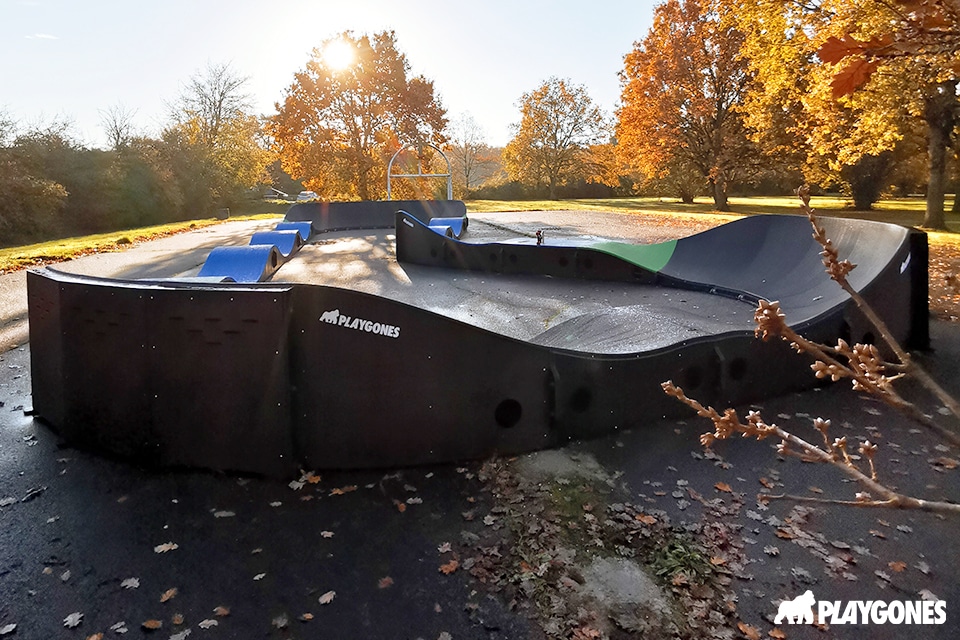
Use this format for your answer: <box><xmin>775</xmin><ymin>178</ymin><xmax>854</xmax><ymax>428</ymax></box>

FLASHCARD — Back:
<box><xmin>467</xmin><ymin>195</ymin><xmax>959</xmax><ymax>231</ymax></box>
<box><xmin>2</xmin><ymin>195</ymin><xmax>956</xmax><ymax>274</ymax></box>
<box><xmin>0</xmin><ymin>213</ymin><xmax>283</xmax><ymax>274</ymax></box>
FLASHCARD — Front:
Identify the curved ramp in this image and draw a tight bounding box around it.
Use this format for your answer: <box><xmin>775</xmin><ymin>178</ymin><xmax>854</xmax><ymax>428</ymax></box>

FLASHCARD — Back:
<box><xmin>197</xmin><ymin>245</ymin><xmax>283</xmax><ymax>283</ymax></box>
<box><xmin>250</xmin><ymin>230</ymin><xmax>304</xmax><ymax>257</ymax></box>
<box><xmin>25</xmin><ymin>210</ymin><xmax>927</xmax><ymax>477</ymax></box>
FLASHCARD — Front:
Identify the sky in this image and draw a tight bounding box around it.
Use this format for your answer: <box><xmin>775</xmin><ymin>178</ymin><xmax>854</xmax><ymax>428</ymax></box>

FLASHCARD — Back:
<box><xmin>1</xmin><ymin>0</ymin><xmax>657</xmax><ymax>149</ymax></box>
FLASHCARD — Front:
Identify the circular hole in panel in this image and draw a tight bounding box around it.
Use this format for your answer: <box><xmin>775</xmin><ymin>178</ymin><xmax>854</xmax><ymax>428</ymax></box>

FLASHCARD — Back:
<box><xmin>494</xmin><ymin>399</ymin><xmax>523</xmax><ymax>428</ymax></box>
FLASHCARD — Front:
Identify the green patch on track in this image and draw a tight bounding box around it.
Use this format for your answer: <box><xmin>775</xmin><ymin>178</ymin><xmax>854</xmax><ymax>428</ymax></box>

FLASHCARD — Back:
<box><xmin>590</xmin><ymin>239</ymin><xmax>677</xmax><ymax>272</ymax></box>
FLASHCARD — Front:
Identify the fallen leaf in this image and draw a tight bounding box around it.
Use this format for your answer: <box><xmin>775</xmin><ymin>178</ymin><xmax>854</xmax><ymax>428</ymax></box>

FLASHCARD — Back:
<box><xmin>378</xmin><ymin>576</ymin><xmax>394</xmax><ymax>589</ymax></box>
<box><xmin>198</xmin><ymin>620</ymin><xmax>218</xmax><ymax>629</ymax></box>
<box><xmin>931</xmin><ymin>457</ymin><xmax>958</xmax><ymax>469</ymax></box>
<box><xmin>121</xmin><ymin>577</ymin><xmax>140</xmax><ymax>589</ymax></box>
<box><xmin>394</xmin><ymin>500</ymin><xmax>407</xmax><ymax>513</ymax></box>
<box><xmin>213</xmin><ymin>606</ymin><xmax>230</xmax><ymax>617</ymax></box>
<box><xmin>769</xmin><ymin>628</ymin><xmax>786</xmax><ymax>639</ymax></box>
<box><xmin>888</xmin><ymin>561</ymin><xmax>907</xmax><ymax>573</ymax></box>
<box><xmin>272</xmin><ymin>615</ymin><xmax>288</xmax><ymax>629</ymax></box>
<box><xmin>919</xmin><ymin>589</ymin><xmax>940</xmax><ymax>601</ymax></box>
<box><xmin>109</xmin><ymin>622</ymin><xmax>127</xmax><ymax>633</ymax></box>
<box><xmin>0</xmin><ymin>497</ymin><xmax>16</xmax><ymax>507</ymax></box>
<box><xmin>329</xmin><ymin>485</ymin><xmax>357</xmax><ymax>496</ymax></box>
<box><xmin>808</xmin><ymin>486</ymin><xmax>823</xmax><ymax>494</ymax></box>
<box><xmin>160</xmin><ymin>588</ymin><xmax>177</xmax><ymax>603</ymax></box>
<box><xmin>439</xmin><ymin>559</ymin><xmax>459</xmax><ymax>575</ymax></box>
<box><xmin>0</xmin><ymin>625</ymin><xmax>15</xmax><ymax>636</ymax></box>
<box><xmin>213</xmin><ymin>511</ymin><xmax>235</xmax><ymax>518</ymax></box>
<box><xmin>305</xmin><ymin>472</ymin><xmax>321</xmax><ymax>484</ymax></box>
<box><xmin>715</xmin><ymin>482</ymin><xmax>732</xmax><ymax>493</ymax></box>
<box><xmin>710</xmin><ymin>556</ymin><xmax>727</xmax><ymax>566</ymax></box>
<box><xmin>869</xmin><ymin>529</ymin><xmax>886</xmax><ymax>539</ymax></box>
<box><xmin>320</xmin><ymin>531</ymin><xmax>334</xmax><ymax>538</ymax></box>
<box><xmin>298</xmin><ymin>613</ymin><xmax>314</xmax><ymax>622</ymax></box>
<box><xmin>64</xmin><ymin>613</ymin><xmax>83</xmax><ymax>629</ymax></box>
<box><xmin>141</xmin><ymin>619</ymin><xmax>162</xmax><ymax>630</ymax></box>
<box><xmin>438</xmin><ymin>632</ymin><xmax>453</xmax><ymax>640</ymax></box>
<box><xmin>318</xmin><ymin>590</ymin><xmax>336</xmax><ymax>605</ymax></box>
<box><xmin>775</xmin><ymin>528</ymin><xmax>795</xmax><ymax>540</ymax></box>
<box><xmin>169</xmin><ymin>631</ymin><xmax>190</xmax><ymax>640</ymax></box>
<box><xmin>763</xmin><ymin>545</ymin><xmax>780</xmax><ymax>556</ymax></box>
<box><xmin>153</xmin><ymin>542</ymin><xmax>179</xmax><ymax>553</ymax></box>
<box><xmin>737</xmin><ymin>621</ymin><xmax>761</xmax><ymax>640</ymax></box>
<box><xmin>671</xmin><ymin>573</ymin><xmax>689</xmax><ymax>586</ymax></box>
<box><xmin>437</xmin><ymin>542</ymin><xmax>452</xmax><ymax>554</ymax></box>
<box><xmin>269</xmin><ymin>501</ymin><xmax>282</xmax><ymax>507</ymax></box>
<box><xmin>86</xmin><ymin>634</ymin><xmax>104</xmax><ymax>640</ymax></box>
<box><xmin>635</xmin><ymin>514</ymin><xmax>657</xmax><ymax>525</ymax></box>
<box><xmin>253</xmin><ymin>573</ymin><xmax>265</xmax><ymax>581</ymax></box>
<box><xmin>759</xmin><ymin>477</ymin><xmax>774</xmax><ymax>489</ymax></box>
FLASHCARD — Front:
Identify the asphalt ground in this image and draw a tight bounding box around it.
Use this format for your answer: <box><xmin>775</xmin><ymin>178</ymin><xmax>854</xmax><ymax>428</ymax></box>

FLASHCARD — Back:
<box><xmin>0</xmin><ymin>212</ymin><xmax>958</xmax><ymax>638</ymax></box>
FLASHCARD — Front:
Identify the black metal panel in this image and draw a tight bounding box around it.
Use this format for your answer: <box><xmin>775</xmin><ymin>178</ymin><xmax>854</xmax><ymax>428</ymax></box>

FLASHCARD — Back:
<box><xmin>396</xmin><ymin>212</ymin><xmax>657</xmax><ymax>284</ymax></box>
<box><xmin>285</xmin><ymin>200</ymin><xmax>467</xmax><ymax>233</ymax></box>
<box><xmin>145</xmin><ymin>286</ymin><xmax>297</xmax><ymax>476</ymax></box>
<box><xmin>289</xmin><ymin>285</ymin><xmax>556</xmax><ymax>468</ymax></box>
<box><xmin>57</xmin><ymin>277</ymin><xmax>155</xmax><ymax>458</ymax></box>
<box><xmin>26</xmin><ymin>271</ymin><xmax>66</xmax><ymax>428</ymax></box>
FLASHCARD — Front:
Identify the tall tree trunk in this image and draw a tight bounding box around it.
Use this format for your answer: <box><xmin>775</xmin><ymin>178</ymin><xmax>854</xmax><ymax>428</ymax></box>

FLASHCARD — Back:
<box><xmin>924</xmin><ymin>81</ymin><xmax>957</xmax><ymax>230</ymax></box>
<box><xmin>710</xmin><ymin>176</ymin><xmax>729</xmax><ymax>211</ymax></box>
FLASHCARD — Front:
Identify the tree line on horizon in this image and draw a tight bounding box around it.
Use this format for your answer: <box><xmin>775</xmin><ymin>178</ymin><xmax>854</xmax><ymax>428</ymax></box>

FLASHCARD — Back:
<box><xmin>1</xmin><ymin>0</ymin><xmax>958</xmax><ymax>246</ymax></box>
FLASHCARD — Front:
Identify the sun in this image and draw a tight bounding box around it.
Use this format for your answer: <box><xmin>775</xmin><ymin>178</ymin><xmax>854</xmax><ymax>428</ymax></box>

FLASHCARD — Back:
<box><xmin>323</xmin><ymin>39</ymin><xmax>355</xmax><ymax>71</ymax></box>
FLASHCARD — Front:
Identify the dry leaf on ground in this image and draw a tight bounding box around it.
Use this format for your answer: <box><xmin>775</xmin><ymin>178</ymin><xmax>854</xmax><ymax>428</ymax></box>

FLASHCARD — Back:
<box><xmin>318</xmin><ymin>590</ymin><xmax>336</xmax><ymax>605</ymax></box>
<box><xmin>63</xmin><ymin>613</ymin><xmax>83</xmax><ymax>628</ymax></box>
<box><xmin>439</xmin><ymin>559</ymin><xmax>459</xmax><ymax>574</ymax></box>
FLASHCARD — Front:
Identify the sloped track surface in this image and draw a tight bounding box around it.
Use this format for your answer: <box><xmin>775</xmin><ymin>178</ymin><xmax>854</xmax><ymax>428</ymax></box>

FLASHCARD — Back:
<box><xmin>26</xmin><ymin>203</ymin><xmax>927</xmax><ymax>476</ymax></box>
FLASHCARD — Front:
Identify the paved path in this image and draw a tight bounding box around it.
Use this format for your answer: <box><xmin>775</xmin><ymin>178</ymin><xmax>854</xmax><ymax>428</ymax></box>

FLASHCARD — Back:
<box><xmin>0</xmin><ymin>220</ymin><xmax>279</xmax><ymax>353</ymax></box>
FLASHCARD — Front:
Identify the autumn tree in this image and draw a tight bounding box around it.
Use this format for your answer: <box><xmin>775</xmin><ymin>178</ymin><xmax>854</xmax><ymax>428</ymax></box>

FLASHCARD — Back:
<box><xmin>617</xmin><ymin>0</ymin><xmax>758</xmax><ymax>211</ymax></box>
<box><xmin>445</xmin><ymin>112</ymin><xmax>500</xmax><ymax>198</ymax></box>
<box><xmin>731</xmin><ymin>0</ymin><xmax>960</xmax><ymax>227</ymax></box>
<box><xmin>99</xmin><ymin>103</ymin><xmax>138</xmax><ymax>151</ymax></box>
<box><xmin>270</xmin><ymin>31</ymin><xmax>447</xmax><ymax>201</ymax></box>
<box><xmin>165</xmin><ymin>63</ymin><xmax>272</xmax><ymax>212</ymax></box>
<box><xmin>503</xmin><ymin>77</ymin><xmax>609</xmax><ymax>200</ymax></box>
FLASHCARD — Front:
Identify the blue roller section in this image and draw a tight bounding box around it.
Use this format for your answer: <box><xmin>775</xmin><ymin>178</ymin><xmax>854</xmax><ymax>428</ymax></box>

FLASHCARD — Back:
<box><xmin>197</xmin><ymin>245</ymin><xmax>283</xmax><ymax>283</ymax></box>
<box><xmin>427</xmin><ymin>216</ymin><xmax>468</xmax><ymax>239</ymax></box>
<box><xmin>274</xmin><ymin>221</ymin><xmax>313</xmax><ymax>242</ymax></box>
<box><xmin>250</xmin><ymin>230</ymin><xmax>303</xmax><ymax>257</ymax></box>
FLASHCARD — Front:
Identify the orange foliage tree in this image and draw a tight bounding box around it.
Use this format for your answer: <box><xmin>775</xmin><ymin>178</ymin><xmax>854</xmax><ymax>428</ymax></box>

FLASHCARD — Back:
<box><xmin>270</xmin><ymin>31</ymin><xmax>447</xmax><ymax>201</ymax></box>
<box><xmin>503</xmin><ymin>77</ymin><xmax>609</xmax><ymax>200</ymax></box>
<box><xmin>732</xmin><ymin>0</ymin><xmax>959</xmax><ymax>227</ymax></box>
<box><xmin>616</xmin><ymin>0</ymin><xmax>760</xmax><ymax>211</ymax></box>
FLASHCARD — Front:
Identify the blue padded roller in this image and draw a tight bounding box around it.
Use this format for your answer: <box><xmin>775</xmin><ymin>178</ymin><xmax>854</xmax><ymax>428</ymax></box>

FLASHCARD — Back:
<box><xmin>197</xmin><ymin>245</ymin><xmax>283</xmax><ymax>283</ymax></box>
<box><xmin>274</xmin><ymin>221</ymin><xmax>313</xmax><ymax>242</ymax></box>
<box><xmin>250</xmin><ymin>230</ymin><xmax>303</xmax><ymax>257</ymax></box>
<box><xmin>427</xmin><ymin>216</ymin><xmax>468</xmax><ymax>239</ymax></box>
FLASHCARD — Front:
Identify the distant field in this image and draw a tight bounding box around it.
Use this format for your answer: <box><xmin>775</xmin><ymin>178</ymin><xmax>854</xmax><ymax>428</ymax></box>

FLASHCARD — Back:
<box><xmin>1</xmin><ymin>195</ymin><xmax>957</xmax><ymax>274</ymax></box>
<box><xmin>467</xmin><ymin>195</ymin><xmax>959</xmax><ymax>232</ymax></box>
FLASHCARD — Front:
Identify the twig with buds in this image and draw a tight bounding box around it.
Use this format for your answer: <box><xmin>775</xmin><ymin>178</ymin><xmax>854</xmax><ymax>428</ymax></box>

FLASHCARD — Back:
<box><xmin>661</xmin><ymin>380</ymin><xmax>960</xmax><ymax>514</ymax></box>
<box><xmin>796</xmin><ymin>184</ymin><xmax>960</xmax><ymax>426</ymax></box>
